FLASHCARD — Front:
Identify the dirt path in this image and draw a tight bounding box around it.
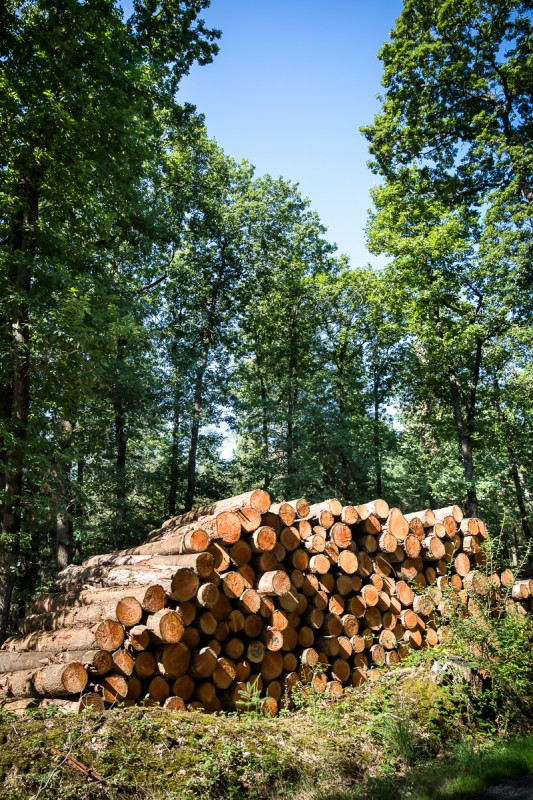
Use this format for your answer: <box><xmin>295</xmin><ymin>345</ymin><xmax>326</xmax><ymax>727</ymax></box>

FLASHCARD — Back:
<box><xmin>469</xmin><ymin>774</ymin><xmax>533</xmax><ymax>799</ymax></box>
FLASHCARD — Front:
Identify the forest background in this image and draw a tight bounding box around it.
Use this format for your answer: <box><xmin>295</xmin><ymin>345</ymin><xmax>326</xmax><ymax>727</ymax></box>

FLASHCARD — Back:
<box><xmin>0</xmin><ymin>0</ymin><xmax>531</xmax><ymax>644</ymax></box>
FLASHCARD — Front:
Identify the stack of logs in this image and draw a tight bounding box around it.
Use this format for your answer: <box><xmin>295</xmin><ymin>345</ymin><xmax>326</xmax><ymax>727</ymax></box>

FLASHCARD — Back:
<box><xmin>1</xmin><ymin>491</ymin><xmax>531</xmax><ymax>716</ymax></box>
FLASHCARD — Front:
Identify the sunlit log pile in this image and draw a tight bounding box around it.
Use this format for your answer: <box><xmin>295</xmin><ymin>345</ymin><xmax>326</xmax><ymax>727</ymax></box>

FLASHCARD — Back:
<box><xmin>1</xmin><ymin>491</ymin><xmax>531</xmax><ymax>716</ymax></box>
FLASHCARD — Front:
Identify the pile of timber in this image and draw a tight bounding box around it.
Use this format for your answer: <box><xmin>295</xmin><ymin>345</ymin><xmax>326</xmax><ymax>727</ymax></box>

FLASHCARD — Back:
<box><xmin>1</xmin><ymin>490</ymin><xmax>531</xmax><ymax>716</ymax></box>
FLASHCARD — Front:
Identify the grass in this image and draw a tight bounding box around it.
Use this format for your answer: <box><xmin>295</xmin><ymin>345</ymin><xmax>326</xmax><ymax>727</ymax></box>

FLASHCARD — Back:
<box><xmin>315</xmin><ymin>736</ymin><xmax>533</xmax><ymax>800</ymax></box>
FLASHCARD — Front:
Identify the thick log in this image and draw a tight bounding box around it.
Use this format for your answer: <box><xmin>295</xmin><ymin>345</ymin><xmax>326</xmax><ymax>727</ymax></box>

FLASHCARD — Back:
<box><xmin>2</xmin><ymin>620</ymin><xmax>125</xmax><ymax>653</ymax></box>
<box><xmin>154</xmin><ymin>491</ymin><xmax>271</xmax><ymax>532</ymax></box>
<box><xmin>356</xmin><ymin>499</ymin><xmax>390</xmax><ymax>521</ymax></box>
<box><xmin>81</xmin><ymin>529</ymin><xmax>209</xmax><ymax>569</ymax></box>
<box><xmin>32</xmin><ymin>584</ymin><xmax>166</xmax><ymax>615</ymax></box>
<box><xmin>384</xmin><ymin>508</ymin><xmax>409</xmax><ymax>540</ymax></box>
<box><xmin>433</xmin><ymin>505</ymin><xmax>463</xmax><ymax>523</ymax></box>
<box><xmin>256</xmin><ymin>571</ymin><xmax>291</xmax><ymax>596</ymax></box>
<box><xmin>0</xmin><ymin>649</ymin><xmax>112</xmax><ymax>675</ymax></box>
<box><xmin>20</xmin><ymin>596</ymin><xmax>143</xmax><ymax>633</ymax></box>
<box><xmin>404</xmin><ymin>509</ymin><xmax>436</xmax><ymax>528</ymax></box>
<box><xmin>2</xmin><ymin>662</ymin><xmax>88</xmax><ymax>698</ymax></box>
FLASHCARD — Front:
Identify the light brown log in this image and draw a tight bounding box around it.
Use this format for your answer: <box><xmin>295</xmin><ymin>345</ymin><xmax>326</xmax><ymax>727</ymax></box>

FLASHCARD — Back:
<box><xmin>101</xmin><ymin>672</ymin><xmax>128</xmax><ymax>704</ymax></box>
<box><xmin>82</xmin><ymin>529</ymin><xmax>209</xmax><ymax>570</ymax></box>
<box><xmin>357</xmin><ymin>499</ymin><xmax>390</xmax><ymax>521</ymax></box>
<box><xmin>3</xmin><ymin>620</ymin><xmax>124</xmax><ymax>653</ymax></box>
<box><xmin>385</xmin><ymin>508</ymin><xmax>409</xmax><ymax>540</ymax></box>
<box><xmin>463</xmin><ymin>570</ymin><xmax>490</xmax><ymax>597</ymax></box>
<box><xmin>164</xmin><ymin>695</ymin><xmax>186</xmax><ymax>711</ymax></box>
<box><xmin>330</xmin><ymin>523</ymin><xmax>352</xmax><ymax>549</ymax></box>
<box><xmin>412</xmin><ymin>595</ymin><xmax>435</xmax><ymax>616</ymax></box>
<box><xmin>148</xmin><ymin>675</ymin><xmax>170</xmax><ymax>702</ymax></box>
<box><xmin>378</xmin><ymin>532</ymin><xmax>397</xmax><ymax>553</ymax></box>
<box><xmin>433</xmin><ymin>505</ymin><xmax>463</xmax><ymax>523</ymax></box>
<box><xmin>156</xmin><ymin>643</ymin><xmax>190</xmax><ymax>678</ymax></box>
<box><xmin>404</xmin><ymin>509</ymin><xmax>436</xmax><ymax>528</ymax></box>
<box><xmin>170</xmin><ymin>569</ymin><xmax>200</xmax><ymax>603</ymax></box>
<box><xmin>238</xmin><ymin>563</ymin><xmax>256</xmax><ymax>590</ymax></box>
<box><xmin>395</xmin><ymin>581</ymin><xmax>414</xmax><ymax>607</ymax></box>
<box><xmin>0</xmin><ymin>648</ymin><xmax>112</xmax><ymax>675</ymax></box>
<box><xmin>127</xmin><ymin>626</ymin><xmax>150</xmax><ymax>652</ymax></box>
<box><xmin>33</xmin><ymin>584</ymin><xmax>166</xmax><ymax>616</ymax></box>
<box><xmin>404</xmin><ymin>534</ymin><xmax>421</xmax><ymax>558</ymax></box>
<box><xmin>230</xmin><ymin>540</ymin><xmax>252</xmax><ymax>566</ymax></box>
<box><xmin>112</xmin><ymin>649</ymin><xmax>135</xmax><ymax>677</ymax></box>
<box><xmin>2</xmin><ymin>662</ymin><xmax>88</xmax><ymax>699</ymax></box>
<box><xmin>196</xmin><ymin>583</ymin><xmax>220</xmax><ymax>609</ymax></box>
<box><xmin>145</xmin><ymin>609</ymin><xmax>184</xmax><ymax>643</ymax></box>
<box><xmin>269</xmin><ymin>502</ymin><xmax>296</xmax><ymax>527</ymax></box>
<box><xmin>304</xmin><ymin>534</ymin><xmax>326</xmax><ymax>554</ymax></box>
<box><xmin>153</xmin><ymin>491</ymin><xmax>271</xmax><ymax>534</ymax></box>
<box><xmin>454</xmin><ymin>553</ymin><xmax>472</xmax><ymax>577</ymax></box>
<box><xmin>422</xmin><ymin>536</ymin><xmax>446</xmax><ymax>560</ymax></box>
<box><xmin>362</xmin><ymin>515</ymin><xmax>381</xmax><ymax>535</ymax></box>
<box><xmin>256</xmin><ymin>570</ymin><xmax>290</xmax><ymax>596</ymax></box>
<box><xmin>20</xmin><ymin>595</ymin><xmax>143</xmax><ymax>634</ymax></box>
<box><xmin>198</xmin><ymin>611</ymin><xmax>217</xmax><ymax>636</ymax></box>
<box><xmin>500</xmin><ymin>568</ymin><xmax>515</xmax><ymax>588</ymax></box>
<box><xmin>190</xmin><ymin>647</ymin><xmax>218</xmax><ymax>678</ymax></box>
<box><xmin>208</xmin><ymin>542</ymin><xmax>231</xmax><ymax>573</ymax></box>
<box><xmin>407</xmin><ymin>516</ymin><xmax>425</xmax><ymax>540</ymax></box>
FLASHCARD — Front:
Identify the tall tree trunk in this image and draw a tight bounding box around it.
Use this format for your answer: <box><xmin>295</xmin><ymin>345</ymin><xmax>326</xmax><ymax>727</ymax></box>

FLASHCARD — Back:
<box><xmin>55</xmin><ymin>420</ymin><xmax>75</xmax><ymax>569</ymax></box>
<box><xmin>493</xmin><ymin>379</ymin><xmax>531</xmax><ymax>541</ymax></box>
<box><xmin>434</xmin><ymin>306</ymin><xmax>479</xmax><ymax>517</ymax></box>
<box><xmin>184</xmin><ymin>262</ymin><xmax>223</xmax><ymax>512</ymax></box>
<box><xmin>286</xmin><ymin>324</ymin><xmax>298</xmax><ymax>478</ymax></box>
<box><xmin>259</xmin><ymin>373</ymin><xmax>270</xmax><ymax>490</ymax></box>
<box><xmin>114</xmin><ymin>338</ymin><xmax>127</xmax><ymax>549</ymax></box>
<box><xmin>373</xmin><ymin>372</ymin><xmax>382</xmax><ymax>497</ymax></box>
<box><xmin>0</xmin><ymin>173</ymin><xmax>39</xmax><ymax>643</ymax></box>
<box><xmin>168</xmin><ymin>397</ymin><xmax>180</xmax><ymax>516</ymax></box>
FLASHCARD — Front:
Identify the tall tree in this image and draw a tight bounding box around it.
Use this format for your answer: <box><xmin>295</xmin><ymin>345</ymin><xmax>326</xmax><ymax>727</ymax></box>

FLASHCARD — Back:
<box><xmin>363</xmin><ymin>0</ymin><xmax>533</xmax><ymax>518</ymax></box>
<box><xmin>0</xmin><ymin>0</ymin><xmax>219</xmax><ymax>641</ymax></box>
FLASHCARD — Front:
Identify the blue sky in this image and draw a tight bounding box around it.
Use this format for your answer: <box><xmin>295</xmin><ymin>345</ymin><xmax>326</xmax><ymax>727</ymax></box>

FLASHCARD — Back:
<box><xmin>174</xmin><ymin>1</ymin><xmax>404</xmax><ymax>266</ymax></box>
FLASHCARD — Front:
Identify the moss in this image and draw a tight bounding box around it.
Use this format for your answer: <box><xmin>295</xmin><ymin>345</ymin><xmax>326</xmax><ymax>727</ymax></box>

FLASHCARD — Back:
<box><xmin>0</xmin><ymin>667</ymin><xmax>531</xmax><ymax>800</ymax></box>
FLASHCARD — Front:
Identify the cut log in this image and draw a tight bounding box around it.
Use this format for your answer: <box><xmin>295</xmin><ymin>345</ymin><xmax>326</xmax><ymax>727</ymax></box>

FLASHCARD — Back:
<box><xmin>404</xmin><ymin>509</ymin><xmax>436</xmax><ymax>528</ymax></box>
<box><xmin>2</xmin><ymin>620</ymin><xmax>124</xmax><ymax>653</ymax></box>
<box><xmin>0</xmin><ymin>649</ymin><xmax>112</xmax><ymax>675</ymax></box>
<box><xmin>433</xmin><ymin>505</ymin><xmax>463</xmax><ymax>523</ymax></box>
<box><xmin>385</xmin><ymin>508</ymin><xmax>409</xmax><ymax>540</ymax></box>
<box><xmin>2</xmin><ymin>662</ymin><xmax>88</xmax><ymax>698</ymax></box>
<box><xmin>256</xmin><ymin>571</ymin><xmax>291</xmax><ymax>596</ymax></box>
<box><xmin>32</xmin><ymin>584</ymin><xmax>166</xmax><ymax>615</ymax></box>
<box><xmin>20</xmin><ymin>596</ymin><xmax>143</xmax><ymax>633</ymax></box>
<box><xmin>145</xmin><ymin>610</ymin><xmax>184</xmax><ymax>643</ymax></box>
<box><xmin>357</xmin><ymin>499</ymin><xmax>390</xmax><ymax>521</ymax></box>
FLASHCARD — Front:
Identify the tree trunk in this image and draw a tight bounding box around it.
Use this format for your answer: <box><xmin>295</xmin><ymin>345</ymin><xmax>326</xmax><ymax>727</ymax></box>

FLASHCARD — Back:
<box><xmin>373</xmin><ymin>372</ymin><xmax>382</xmax><ymax>497</ymax></box>
<box><xmin>184</xmin><ymin>257</ymin><xmax>224</xmax><ymax>512</ymax></box>
<box><xmin>55</xmin><ymin>420</ymin><xmax>75</xmax><ymax>569</ymax></box>
<box><xmin>433</xmin><ymin>306</ymin><xmax>479</xmax><ymax>517</ymax></box>
<box><xmin>493</xmin><ymin>379</ymin><xmax>531</xmax><ymax>541</ymax></box>
<box><xmin>114</xmin><ymin>337</ymin><xmax>127</xmax><ymax>548</ymax></box>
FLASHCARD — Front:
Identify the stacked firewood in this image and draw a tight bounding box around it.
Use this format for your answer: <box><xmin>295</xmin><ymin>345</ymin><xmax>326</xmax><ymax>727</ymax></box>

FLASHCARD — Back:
<box><xmin>1</xmin><ymin>491</ymin><xmax>531</xmax><ymax>716</ymax></box>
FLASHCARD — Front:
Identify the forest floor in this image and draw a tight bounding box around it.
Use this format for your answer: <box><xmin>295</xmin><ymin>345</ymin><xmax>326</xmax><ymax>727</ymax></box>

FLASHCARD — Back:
<box><xmin>0</xmin><ymin>661</ymin><xmax>532</xmax><ymax>800</ymax></box>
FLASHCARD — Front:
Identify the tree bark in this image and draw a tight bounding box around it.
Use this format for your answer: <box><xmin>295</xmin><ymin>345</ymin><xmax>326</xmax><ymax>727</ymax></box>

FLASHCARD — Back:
<box><xmin>114</xmin><ymin>337</ymin><xmax>127</xmax><ymax>548</ymax></box>
<box><xmin>184</xmin><ymin>254</ymin><xmax>224</xmax><ymax>512</ymax></box>
<box><xmin>433</xmin><ymin>305</ymin><xmax>479</xmax><ymax>517</ymax></box>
